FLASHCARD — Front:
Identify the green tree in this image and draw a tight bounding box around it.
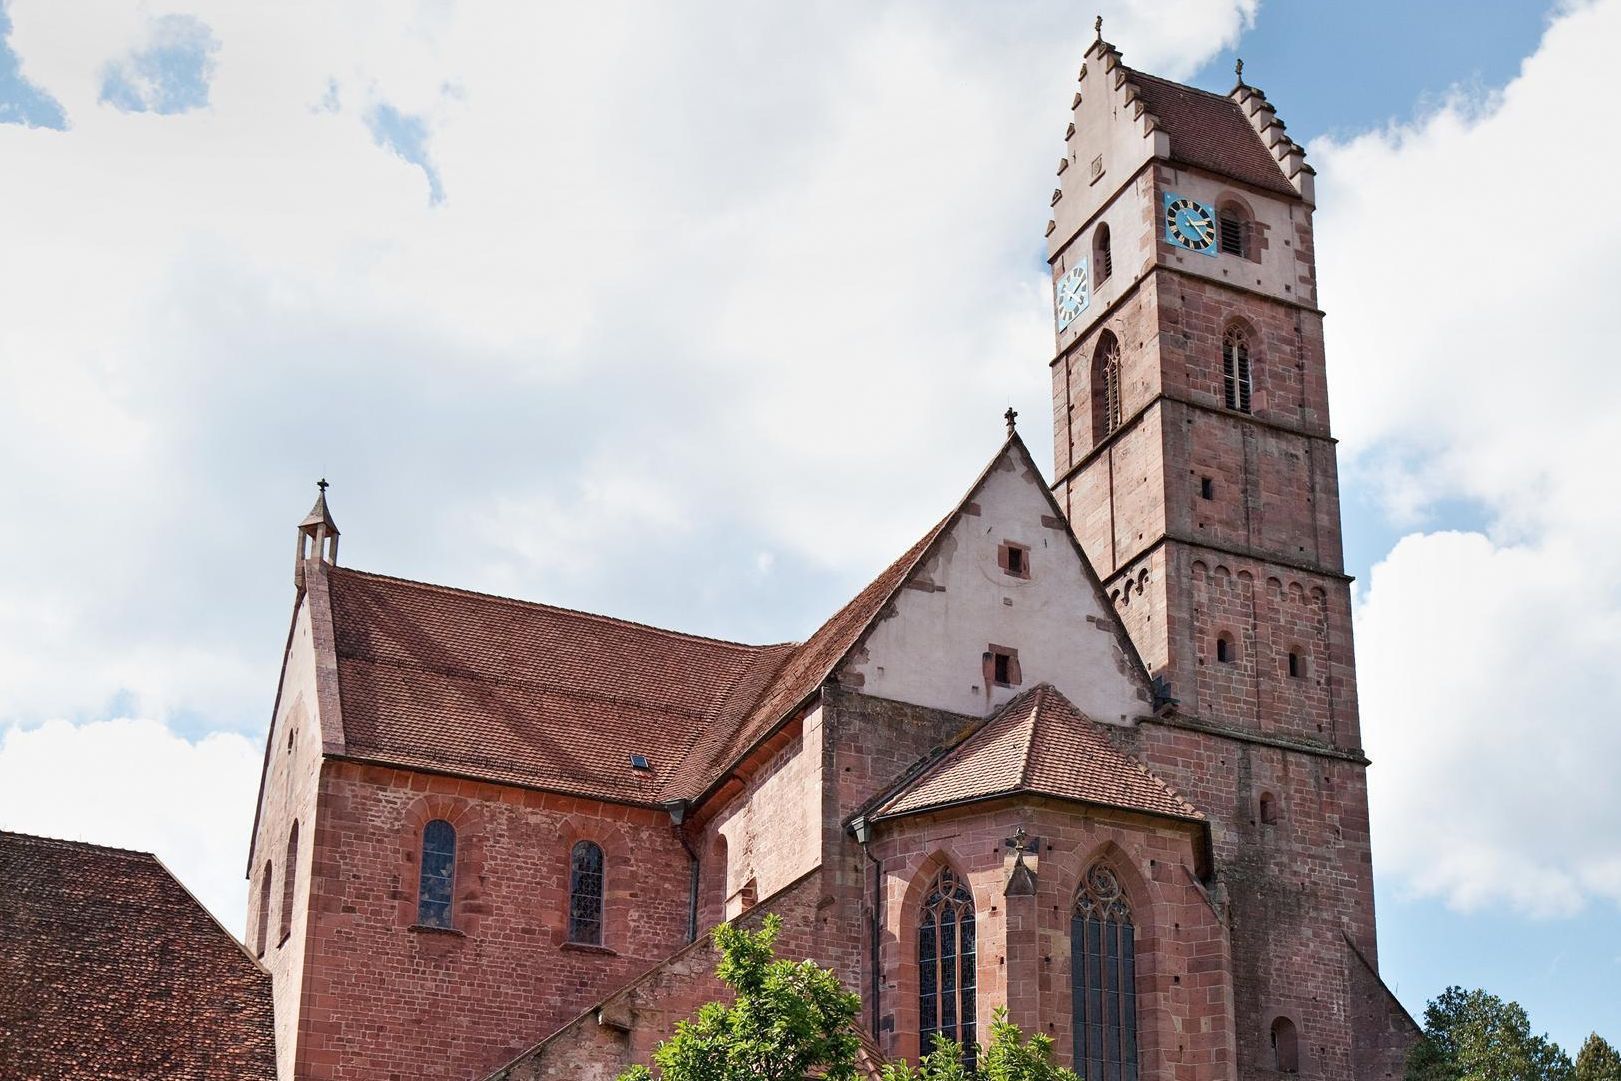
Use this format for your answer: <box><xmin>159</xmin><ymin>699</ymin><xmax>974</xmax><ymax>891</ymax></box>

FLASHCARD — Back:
<box><xmin>880</xmin><ymin>1010</ymin><xmax>1081</xmax><ymax>1081</ymax></box>
<box><xmin>1406</xmin><ymin>986</ymin><xmax>1573</xmax><ymax>1081</ymax></box>
<box><xmin>615</xmin><ymin>914</ymin><xmax>861</xmax><ymax>1081</ymax></box>
<box><xmin>1575</xmin><ymin>1034</ymin><xmax>1621</xmax><ymax>1081</ymax></box>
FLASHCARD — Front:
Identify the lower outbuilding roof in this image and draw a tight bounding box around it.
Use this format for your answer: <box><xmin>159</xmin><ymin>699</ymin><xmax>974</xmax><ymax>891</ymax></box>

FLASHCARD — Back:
<box><xmin>0</xmin><ymin>830</ymin><xmax>277</xmax><ymax>1080</ymax></box>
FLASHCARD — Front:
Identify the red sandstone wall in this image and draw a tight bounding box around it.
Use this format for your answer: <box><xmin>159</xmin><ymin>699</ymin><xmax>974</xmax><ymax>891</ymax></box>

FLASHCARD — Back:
<box><xmin>294</xmin><ymin>763</ymin><xmax>696</xmax><ymax>1081</ymax></box>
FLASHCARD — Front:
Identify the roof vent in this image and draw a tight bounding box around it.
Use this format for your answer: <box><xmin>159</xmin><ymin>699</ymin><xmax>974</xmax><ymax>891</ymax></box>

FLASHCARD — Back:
<box><xmin>629</xmin><ymin>754</ymin><xmax>652</xmax><ymax>771</ymax></box>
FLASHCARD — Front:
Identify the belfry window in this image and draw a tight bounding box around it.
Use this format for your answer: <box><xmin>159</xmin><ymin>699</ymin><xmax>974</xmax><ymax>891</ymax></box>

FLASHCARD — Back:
<box><xmin>1094</xmin><ymin>223</ymin><xmax>1113</xmax><ymax>284</ymax></box>
<box><xmin>417</xmin><ymin>819</ymin><xmax>456</xmax><ymax>929</ymax></box>
<box><xmin>1072</xmin><ymin>862</ymin><xmax>1138</xmax><ymax>1081</ymax></box>
<box><xmin>1093</xmin><ymin>331</ymin><xmax>1123</xmax><ymax>440</ymax></box>
<box><xmin>1223</xmin><ymin>324</ymin><xmax>1253</xmax><ymax>413</ymax></box>
<box><xmin>569</xmin><ymin>840</ymin><xmax>605</xmax><ymax>945</ymax></box>
<box><xmin>1216</xmin><ymin>635</ymin><xmax>1234</xmax><ymax>663</ymax></box>
<box><xmin>919</xmin><ymin>867</ymin><xmax>977</xmax><ymax>1065</ymax></box>
<box><xmin>1218</xmin><ymin>206</ymin><xmax>1248</xmax><ymax>257</ymax></box>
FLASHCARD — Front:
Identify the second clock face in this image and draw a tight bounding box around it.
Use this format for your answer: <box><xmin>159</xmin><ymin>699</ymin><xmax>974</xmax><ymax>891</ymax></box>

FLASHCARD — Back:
<box><xmin>1055</xmin><ymin>259</ymin><xmax>1090</xmax><ymax>331</ymax></box>
<box><xmin>1163</xmin><ymin>193</ymin><xmax>1217</xmax><ymax>255</ymax></box>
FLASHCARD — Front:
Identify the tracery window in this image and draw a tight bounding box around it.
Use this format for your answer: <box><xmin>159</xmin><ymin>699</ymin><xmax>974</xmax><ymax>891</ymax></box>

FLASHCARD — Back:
<box><xmin>919</xmin><ymin>867</ymin><xmax>977</xmax><ymax>1064</ymax></box>
<box><xmin>1072</xmin><ymin>862</ymin><xmax>1138</xmax><ymax>1081</ymax></box>
<box><xmin>1093</xmin><ymin>331</ymin><xmax>1123</xmax><ymax>440</ymax></box>
<box><xmin>417</xmin><ymin>819</ymin><xmax>456</xmax><ymax>928</ymax></box>
<box><xmin>569</xmin><ymin>840</ymin><xmax>605</xmax><ymax>945</ymax></box>
<box><xmin>1223</xmin><ymin>324</ymin><xmax>1253</xmax><ymax>413</ymax></box>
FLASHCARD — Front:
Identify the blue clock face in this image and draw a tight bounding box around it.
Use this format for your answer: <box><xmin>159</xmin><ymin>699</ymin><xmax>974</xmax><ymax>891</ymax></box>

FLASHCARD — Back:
<box><xmin>1055</xmin><ymin>258</ymin><xmax>1090</xmax><ymax>331</ymax></box>
<box><xmin>1163</xmin><ymin>193</ymin><xmax>1217</xmax><ymax>256</ymax></box>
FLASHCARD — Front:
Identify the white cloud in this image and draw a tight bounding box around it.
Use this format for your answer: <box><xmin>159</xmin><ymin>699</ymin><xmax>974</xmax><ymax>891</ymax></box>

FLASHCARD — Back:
<box><xmin>0</xmin><ymin>718</ymin><xmax>262</xmax><ymax>932</ymax></box>
<box><xmin>1317</xmin><ymin>0</ymin><xmax>1621</xmax><ymax>915</ymax></box>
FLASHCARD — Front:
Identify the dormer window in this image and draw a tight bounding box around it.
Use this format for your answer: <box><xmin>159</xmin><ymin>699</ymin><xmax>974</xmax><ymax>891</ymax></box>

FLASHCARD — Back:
<box><xmin>998</xmin><ymin>541</ymin><xmax>1031</xmax><ymax>579</ymax></box>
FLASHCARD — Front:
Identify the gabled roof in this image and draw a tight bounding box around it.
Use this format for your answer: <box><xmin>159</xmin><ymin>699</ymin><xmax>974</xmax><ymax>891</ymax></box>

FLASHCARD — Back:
<box><xmin>0</xmin><ymin>831</ymin><xmax>277</xmax><ymax>1079</ymax></box>
<box><xmin>323</xmin><ymin>566</ymin><xmax>794</xmax><ymax>803</ymax></box>
<box><xmin>1123</xmin><ymin>67</ymin><xmax>1298</xmax><ymax>197</ymax></box>
<box><xmin>869</xmin><ymin>683</ymin><xmax>1202</xmax><ymax>824</ymax></box>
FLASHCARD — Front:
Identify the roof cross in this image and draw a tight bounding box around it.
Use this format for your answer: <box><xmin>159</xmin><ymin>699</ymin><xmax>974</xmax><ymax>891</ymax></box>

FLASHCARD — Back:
<box><xmin>1004</xmin><ymin>406</ymin><xmax>1018</xmax><ymax>436</ymax></box>
<box><xmin>317</xmin><ymin>478</ymin><xmax>330</xmax><ymax>494</ymax></box>
<box><xmin>1094</xmin><ymin>14</ymin><xmax>1103</xmax><ymax>41</ymax></box>
<box><xmin>1235</xmin><ymin>57</ymin><xmax>1245</xmax><ymax>82</ymax></box>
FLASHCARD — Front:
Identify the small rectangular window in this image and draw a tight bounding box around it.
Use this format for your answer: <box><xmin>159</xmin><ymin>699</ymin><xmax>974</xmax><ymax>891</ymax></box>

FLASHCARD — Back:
<box><xmin>1200</xmin><ymin>477</ymin><xmax>1214</xmax><ymax>500</ymax></box>
<box><xmin>1006</xmin><ymin>548</ymin><xmax>1024</xmax><ymax>575</ymax></box>
<box><xmin>994</xmin><ymin>653</ymin><xmax>1011</xmax><ymax>685</ymax></box>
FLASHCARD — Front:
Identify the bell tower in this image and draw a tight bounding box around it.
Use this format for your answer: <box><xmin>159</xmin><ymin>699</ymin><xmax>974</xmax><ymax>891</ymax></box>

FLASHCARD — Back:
<box><xmin>1045</xmin><ymin>30</ymin><xmax>1415</xmax><ymax>1081</ymax></box>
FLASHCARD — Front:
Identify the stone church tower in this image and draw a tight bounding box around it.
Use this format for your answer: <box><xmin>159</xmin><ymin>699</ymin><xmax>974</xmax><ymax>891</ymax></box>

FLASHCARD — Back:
<box><xmin>1045</xmin><ymin>30</ymin><xmax>1408</xmax><ymax>1077</ymax></box>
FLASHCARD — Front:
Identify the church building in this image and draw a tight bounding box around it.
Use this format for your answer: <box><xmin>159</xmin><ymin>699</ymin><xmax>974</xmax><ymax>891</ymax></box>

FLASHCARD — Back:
<box><xmin>245</xmin><ymin>31</ymin><xmax>1419</xmax><ymax>1081</ymax></box>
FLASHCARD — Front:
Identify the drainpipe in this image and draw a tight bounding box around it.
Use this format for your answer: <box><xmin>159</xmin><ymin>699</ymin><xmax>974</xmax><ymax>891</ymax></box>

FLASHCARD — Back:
<box><xmin>853</xmin><ymin>817</ymin><xmax>882</xmax><ymax>1037</ymax></box>
<box><xmin>665</xmin><ymin>800</ymin><xmax>700</xmax><ymax>943</ymax></box>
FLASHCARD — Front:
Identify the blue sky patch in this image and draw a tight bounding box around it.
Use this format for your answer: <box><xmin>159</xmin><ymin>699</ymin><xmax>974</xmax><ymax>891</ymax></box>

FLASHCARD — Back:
<box><xmin>0</xmin><ymin>2</ymin><xmax>65</xmax><ymax>129</ymax></box>
<box><xmin>99</xmin><ymin>13</ymin><xmax>219</xmax><ymax>115</ymax></box>
<box><xmin>366</xmin><ymin>101</ymin><xmax>445</xmax><ymax>206</ymax></box>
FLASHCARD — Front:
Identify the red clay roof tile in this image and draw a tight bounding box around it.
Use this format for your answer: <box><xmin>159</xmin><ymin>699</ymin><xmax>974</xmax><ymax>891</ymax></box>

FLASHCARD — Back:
<box><xmin>1125</xmin><ymin>69</ymin><xmax>1297</xmax><ymax>197</ymax></box>
<box><xmin>0</xmin><ymin>831</ymin><xmax>277</xmax><ymax>1079</ymax></box>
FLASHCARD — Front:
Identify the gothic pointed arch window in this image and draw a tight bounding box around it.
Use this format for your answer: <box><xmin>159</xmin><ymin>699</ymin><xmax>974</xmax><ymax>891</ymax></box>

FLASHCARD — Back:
<box><xmin>918</xmin><ymin>867</ymin><xmax>977</xmax><ymax>1064</ymax></box>
<box><xmin>569</xmin><ymin>840</ymin><xmax>605</xmax><ymax>945</ymax></box>
<box><xmin>417</xmin><ymin>819</ymin><xmax>456</xmax><ymax>929</ymax></box>
<box><xmin>1223</xmin><ymin>324</ymin><xmax>1253</xmax><ymax>413</ymax></box>
<box><xmin>1072</xmin><ymin>862</ymin><xmax>1138</xmax><ymax>1081</ymax></box>
<box><xmin>1092</xmin><ymin>331</ymin><xmax>1123</xmax><ymax>442</ymax></box>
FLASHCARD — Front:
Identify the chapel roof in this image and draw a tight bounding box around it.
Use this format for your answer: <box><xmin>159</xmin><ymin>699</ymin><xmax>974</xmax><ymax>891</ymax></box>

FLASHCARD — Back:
<box><xmin>868</xmin><ymin>683</ymin><xmax>1202</xmax><ymax>825</ymax></box>
<box><xmin>0</xmin><ymin>830</ymin><xmax>277</xmax><ymax>1079</ymax></box>
<box><xmin>1122</xmin><ymin>67</ymin><xmax>1298</xmax><ymax>197</ymax></box>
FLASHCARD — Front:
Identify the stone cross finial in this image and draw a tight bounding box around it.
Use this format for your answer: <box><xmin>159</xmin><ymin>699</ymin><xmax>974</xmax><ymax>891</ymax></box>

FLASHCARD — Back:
<box><xmin>1004</xmin><ymin>407</ymin><xmax>1018</xmax><ymax>436</ymax></box>
<box><xmin>1006</xmin><ymin>825</ymin><xmax>1030</xmax><ymax>854</ymax></box>
<box><xmin>1094</xmin><ymin>14</ymin><xmax>1103</xmax><ymax>41</ymax></box>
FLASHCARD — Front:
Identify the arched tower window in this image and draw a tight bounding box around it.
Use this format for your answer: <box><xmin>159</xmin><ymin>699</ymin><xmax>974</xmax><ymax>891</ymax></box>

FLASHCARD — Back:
<box><xmin>278</xmin><ymin>821</ymin><xmax>299</xmax><ymax>944</ymax></box>
<box><xmin>255</xmin><ymin>860</ymin><xmax>272</xmax><ymax>957</ymax></box>
<box><xmin>1216</xmin><ymin>634</ymin><xmax>1234</xmax><ymax>663</ymax></box>
<box><xmin>1072</xmin><ymin>862</ymin><xmax>1138</xmax><ymax>1081</ymax></box>
<box><xmin>417</xmin><ymin>819</ymin><xmax>456</xmax><ymax>929</ymax></box>
<box><xmin>1218</xmin><ymin>203</ymin><xmax>1249</xmax><ymax>257</ymax></box>
<box><xmin>569</xmin><ymin>840</ymin><xmax>605</xmax><ymax>945</ymax></box>
<box><xmin>1092</xmin><ymin>331</ymin><xmax>1123</xmax><ymax>441</ymax></box>
<box><xmin>1093</xmin><ymin>223</ymin><xmax>1113</xmax><ymax>284</ymax></box>
<box><xmin>919</xmin><ymin>867</ymin><xmax>977</xmax><ymax>1063</ymax></box>
<box><xmin>1223</xmin><ymin>325</ymin><xmax>1253</xmax><ymax>413</ymax></box>
<box><xmin>1271</xmin><ymin>1016</ymin><xmax>1300</xmax><ymax>1073</ymax></box>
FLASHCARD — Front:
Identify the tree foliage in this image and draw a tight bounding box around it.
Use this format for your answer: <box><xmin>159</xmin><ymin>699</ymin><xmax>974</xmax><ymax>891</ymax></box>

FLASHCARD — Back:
<box><xmin>880</xmin><ymin>1010</ymin><xmax>1081</xmax><ymax>1081</ymax></box>
<box><xmin>1406</xmin><ymin>986</ymin><xmax>1573</xmax><ymax>1081</ymax></box>
<box><xmin>615</xmin><ymin>914</ymin><xmax>861</xmax><ymax>1081</ymax></box>
<box><xmin>1576</xmin><ymin>1034</ymin><xmax>1621</xmax><ymax>1081</ymax></box>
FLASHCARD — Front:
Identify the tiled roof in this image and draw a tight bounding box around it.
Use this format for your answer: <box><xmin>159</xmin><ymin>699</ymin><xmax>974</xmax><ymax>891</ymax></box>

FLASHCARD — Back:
<box><xmin>871</xmin><ymin>684</ymin><xmax>1202</xmax><ymax>823</ymax></box>
<box><xmin>1125</xmin><ymin>69</ymin><xmax>1297</xmax><ymax>196</ymax></box>
<box><xmin>0</xmin><ymin>831</ymin><xmax>277</xmax><ymax>1079</ymax></box>
<box><xmin>326</xmin><ymin>567</ymin><xmax>795</xmax><ymax>803</ymax></box>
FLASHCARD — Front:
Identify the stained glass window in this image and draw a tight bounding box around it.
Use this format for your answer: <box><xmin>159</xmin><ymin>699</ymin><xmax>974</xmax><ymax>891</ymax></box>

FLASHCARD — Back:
<box><xmin>1072</xmin><ymin>863</ymin><xmax>1137</xmax><ymax>1081</ymax></box>
<box><xmin>919</xmin><ymin>867</ymin><xmax>977</xmax><ymax>1065</ymax></box>
<box><xmin>569</xmin><ymin>840</ymin><xmax>605</xmax><ymax>945</ymax></box>
<box><xmin>417</xmin><ymin>819</ymin><xmax>456</xmax><ymax>928</ymax></box>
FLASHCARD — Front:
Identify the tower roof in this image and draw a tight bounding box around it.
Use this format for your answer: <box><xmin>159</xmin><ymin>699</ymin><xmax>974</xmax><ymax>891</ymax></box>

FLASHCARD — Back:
<box><xmin>1119</xmin><ymin>67</ymin><xmax>1298</xmax><ymax>197</ymax></box>
<box><xmin>299</xmin><ymin>479</ymin><xmax>339</xmax><ymax>535</ymax></box>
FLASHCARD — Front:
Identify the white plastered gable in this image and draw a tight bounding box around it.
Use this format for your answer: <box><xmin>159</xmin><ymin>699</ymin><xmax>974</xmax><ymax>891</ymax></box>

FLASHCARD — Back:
<box><xmin>837</xmin><ymin>439</ymin><xmax>1155</xmax><ymax>725</ymax></box>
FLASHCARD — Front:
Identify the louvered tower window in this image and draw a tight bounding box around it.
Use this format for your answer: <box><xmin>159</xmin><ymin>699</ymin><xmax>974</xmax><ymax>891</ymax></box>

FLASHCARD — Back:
<box><xmin>1072</xmin><ymin>863</ymin><xmax>1138</xmax><ymax>1081</ymax></box>
<box><xmin>1218</xmin><ymin>207</ymin><xmax>1247</xmax><ymax>256</ymax></box>
<box><xmin>919</xmin><ymin>867</ymin><xmax>977</xmax><ymax>1065</ymax></box>
<box><xmin>1093</xmin><ymin>331</ymin><xmax>1123</xmax><ymax>441</ymax></box>
<box><xmin>1094</xmin><ymin>223</ymin><xmax>1113</xmax><ymax>284</ymax></box>
<box><xmin>569</xmin><ymin>840</ymin><xmax>605</xmax><ymax>945</ymax></box>
<box><xmin>1223</xmin><ymin>324</ymin><xmax>1253</xmax><ymax>413</ymax></box>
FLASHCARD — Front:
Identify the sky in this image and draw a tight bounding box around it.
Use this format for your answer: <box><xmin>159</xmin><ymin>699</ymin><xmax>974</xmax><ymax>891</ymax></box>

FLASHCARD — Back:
<box><xmin>1</xmin><ymin>0</ymin><xmax>1617</xmax><ymax>1058</ymax></box>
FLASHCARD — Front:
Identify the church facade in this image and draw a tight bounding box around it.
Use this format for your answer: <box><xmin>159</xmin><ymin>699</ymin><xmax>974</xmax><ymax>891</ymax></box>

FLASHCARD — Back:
<box><xmin>245</xmin><ymin>34</ymin><xmax>1419</xmax><ymax>1081</ymax></box>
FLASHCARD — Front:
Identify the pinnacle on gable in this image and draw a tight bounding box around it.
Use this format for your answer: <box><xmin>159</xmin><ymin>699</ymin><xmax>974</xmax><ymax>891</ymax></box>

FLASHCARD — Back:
<box><xmin>294</xmin><ymin>478</ymin><xmax>340</xmax><ymax>590</ymax></box>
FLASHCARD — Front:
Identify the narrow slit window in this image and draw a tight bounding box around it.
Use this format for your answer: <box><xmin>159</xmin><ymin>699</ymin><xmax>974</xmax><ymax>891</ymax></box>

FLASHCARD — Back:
<box><xmin>279</xmin><ymin>821</ymin><xmax>299</xmax><ymax>944</ymax></box>
<box><xmin>1094</xmin><ymin>223</ymin><xmax>1113</xmax><ymax>284</ymax></box>
<box><xmin>417</xmin><ymin>819</ymin><xmax>456</xmax><ymax>929</ymax></box>
<box><xmin>1200</xmin><ymin>477</ymin><xmax>1214</xmax><ymax>500</ymax></box>
<box><xmin>1288</xmin><ymin>651</ymin><xmax>1303</xmax><ymax>678</ymax></box>
<box><xmin>256</xmin><ymin>861</ymin><xmax>273</xmax><ymax>958</ymax></box>
<box><xmin>569</xmin><ymin>840</ymin><xmax>605</xmax><ymax>945</ymax></box>
<box><xmin>1223</xmin><ymin>325</ymin><xmax>1253</xmax><ymax>414</ymax></box>
<box><xmin>1216</xmin><ymin>635</ymin><xmax>1233</xmax><ymax>663</ymax></box>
